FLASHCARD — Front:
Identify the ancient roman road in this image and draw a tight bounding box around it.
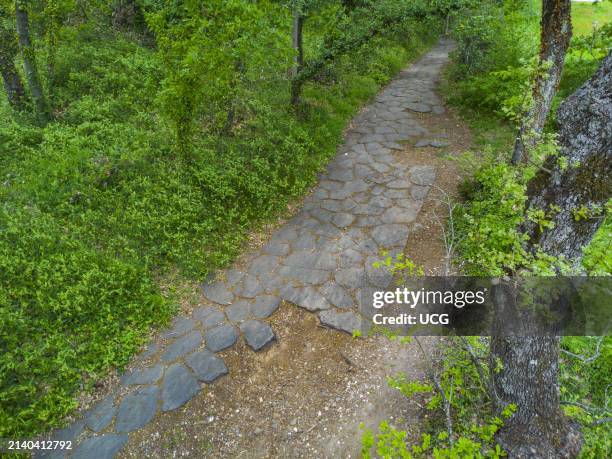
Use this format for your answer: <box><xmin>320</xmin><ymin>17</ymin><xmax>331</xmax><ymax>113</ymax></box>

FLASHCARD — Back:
<box><xmin>38</xmin><ymin>39</ymin><xmax>454</xmax><ymax>459</ymax></box>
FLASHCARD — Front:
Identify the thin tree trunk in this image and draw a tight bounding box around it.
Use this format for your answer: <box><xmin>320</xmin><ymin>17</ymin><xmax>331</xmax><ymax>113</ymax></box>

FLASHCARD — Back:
<box><xmin>511</xmin><ymin>0</ymin><xmax>572</xmax><ymax>165</ymax></box>
<box><xmin>0</xmin><ymin>15</ymin><xmax>26</xmax><ymax>110</ymax></box>
<box><xmin>15</xmin><ymin>0</ymin><xmax>47</xmax><ymax>120</ymax></box>
<box><xmin>492</xmin><ymin>52</ymin><xmax>611</xmax><ymax>459</ymax></box>
<box><xmin>290</xmin><ymin>3</ymin><xmax>304</xmax><ymax>106</ymax></box>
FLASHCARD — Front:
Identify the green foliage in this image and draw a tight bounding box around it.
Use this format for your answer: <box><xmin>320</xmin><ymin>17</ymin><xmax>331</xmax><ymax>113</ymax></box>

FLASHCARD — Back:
<box><xmin>361</xmin><ymin>338</ymin><xmax>514</xmax><ymax>458</ymax></box>
<box><xmin>560</xmin><ymin>336</ymin><xmax>612</xmax><ymax>458</ymax></box>
<box><xmin>0</xmin><ymin>206</ymin><xmax>172</xmax><ymax>437</ymax></box>
<box><xmin>1</xmin><ymin>0</ymin><xmax>447</xmax><ymax>440</ymax></box>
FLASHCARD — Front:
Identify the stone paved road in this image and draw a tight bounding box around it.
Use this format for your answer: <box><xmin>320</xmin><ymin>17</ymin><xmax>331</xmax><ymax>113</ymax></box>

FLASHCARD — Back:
<box><xmin>36</xmin><ymin>39</ymin><xmax>454</xmax><ymax>459</ymax></box>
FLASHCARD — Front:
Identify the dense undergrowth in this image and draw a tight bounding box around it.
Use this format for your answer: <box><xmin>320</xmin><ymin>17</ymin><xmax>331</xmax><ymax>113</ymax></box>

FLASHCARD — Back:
<box><xmin>0</xmin><ymin>0</ymin><xmax>446</xmax><ymax>439</ymax></box>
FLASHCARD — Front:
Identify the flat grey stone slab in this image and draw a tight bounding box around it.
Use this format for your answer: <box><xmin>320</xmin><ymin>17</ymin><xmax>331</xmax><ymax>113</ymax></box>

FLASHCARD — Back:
<box><xmin>371</xmin><ymin>224</ymin><xmax>410</xmax><ymax>248</ymax></box>
<box><xmin>121</xmin><ymin>364</ymin><xmax>163</xmax><ymax>386</ymax></box>
<box><xmin>193</xmin><ymin>306</ymin><xmax>225</xmax><ymax>329</ymax></box>
<box><xmin>281</xmin><ymin>285</ymin><xmax>331</xmax><ymax>311</ymax></box>
<box><xmin>85</xmin><ymin>396</ymin><xmax>116</xmax><ymax>433</ymax></box>
<box><xmin>161</xmin><ymin>363</ymin><xmax>200</xmax><ymax>411</ymax></box>
<box><xmin>410</xmin><ymin>166</ymin><xmax>436</xmax><ymax>186</ymax></box>
<box><xmin>205</xmin><ymin>324</ymin><xmax>238</xmax><ymax>352</ymax></box>
<box><xmin>186</xmin><ymin>350</ymin><xmax>228</xmax><ymax>383</ymax></box>
<box><xmin>162</xmin><ymin>317</ymin><xmax>195</xmax><ymax>339</ymax></box>
<box><xmin>406</xmin><ymin>102</ymin><xmax>431</xmax><ymax>113</ymax></box>
<box><xmin>319</xmin><ymin>310</ymin><xmax>363</xmax><ymax>334</ymax></box>
<box><xmin>115</xmin><ymin>386</ymin><xmax>159</xmax><ymax>432</ymax></box>
<box><xmin>240</xmin><ymin>320</ymin><xmax>275</xmax><ymax>351</ymax></box>
<box><xmin>161</xmin><ymin>331</ymin><xmax>203</xmax><ymax>362</ymax></box>
<box><xmin>225</xmin><ymin>299</ymin><xmax>252</xmax><ymax>322</ymax></box>
<box><xmin>71</xmin><ymin>434</ymin><xmax>128</xmax><ymax>459</ymax></box>
<box><xmin>234</xmin><ymin>274</ymin><xmax>263</xmax><ymax>298</ymax></box>
<box><xmin>320</xmin><ymin>282</ymin><xmax>354</xmax><ymax>308</ymax></box>
<box><xmin>251</xmin><ymin>295</ymin><xmax>281</xmax><ymax>318</ymax></box>
<box><xmin>202</xmin><ymin>281</ymin><xmax>233</xmax><ymax>305</ymax></box>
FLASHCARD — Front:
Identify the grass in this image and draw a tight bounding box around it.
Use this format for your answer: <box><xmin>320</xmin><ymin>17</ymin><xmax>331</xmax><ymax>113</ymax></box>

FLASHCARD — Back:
<box><xmin>571</xmin><ymin>0</ymin><xmax>612</xmax><ymax>36</ymax></box>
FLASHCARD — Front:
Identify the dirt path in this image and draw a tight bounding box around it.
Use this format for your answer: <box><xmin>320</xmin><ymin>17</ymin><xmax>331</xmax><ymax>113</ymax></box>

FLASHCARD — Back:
<box><xmin>39</xmin><ymin>38</ymin><xmax>471</xmax><ymax>459</ymax></box>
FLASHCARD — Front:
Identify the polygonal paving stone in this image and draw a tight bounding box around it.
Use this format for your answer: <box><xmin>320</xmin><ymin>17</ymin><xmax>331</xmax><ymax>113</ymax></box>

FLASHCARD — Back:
<box><xmin>278</xmin><ymin>266</ymin><xmax>330</xmax><ymax>285</ymax></box>
<box><xmin>262</xmin><ymin>241</ymin><xmax>290</xmax><ymax>256</ymax></box>
<box><xmin>251</xmin><ymin>295</ymin><xmax>281</xmax><ymax>318</ymax></box>
<box><xmin>234</xmin><ymin>274</ymin><xmax>263</xmax><ymax>298</ymax></box>
<box><xmin>121</xmin><ymin>364</ymin><xmax>163</xmax><ymax>386</ymax></box>
<box><xmin>327</xmin><ymin>167</ymin><xmax>354</xmax><ymax>182</ymax></box>
<box><xmin>205</xmin><ymin>324</ymin><xmax>239</xmax><ymax>352</ymax></box>
<box><xmin>319</xmin><ymin>309</ymin><xmax>363</xmax><ymax>335</ymax></box>
<box><xmin>161</xmin><ymin>363</ymin><xmax>200</xmax><ymax>412</ymax></box>
<box><xmin>414</xmin><ymin>139</ymin><xmax>430</xmax><ymax>147</ymax></box>
<box><xmin>195</xmin><ymin>307</ymin><xmax>225</xmax><ymax>329</ymax></box>
<box><xmin>161</xmin><ymin>331</ymin><xmax>203</xmax><ymax>362</ymax></box>
<box><xmin>386</xmin><ymin>178</ymin><xmax>411</xmax><ymax>189</ymax></box>
<box><xmin>406</xmin><ymin>103</ymin><xmax>431</xmax><ymax>113</ymax></box>
<box><xmin>240</xmin><ymin>320</ymin><xmax>275</xmax><ymax>351</ymax></box>
<box><xmin>225</xmin><ymin>300</ymin><xmax>252</xmax><ymax>322</ymax></box>
<box><xmin>411</xmin><ymin>185</ymin><xmax>430</xmax><ymax>200</ymax></box>
<box><xmin>365</xmin><ymin>258</ymin><xmax>394</xmax><ymax>288</ymax></box>
<box><xmin>429</xmin><ymin>140</ymin><xmax>450</xmax><ymax>148</ymax></box>
<box><xmin>249</xmin><ymin>254</ymin><xmax>279</xmax><ymax>275</ymax></box>
<box><xmin>202</xmin><ymin>281</ymin><xmax>233</xmax><ymax>305</ymax></box>
<box><xmin>339</xmin><ymin>248</ymin><xmax>364</xmax><ymax>268</ymax></box>
<box><xmin>162</xmin><ymin>317</ymin><xmax>195</xmax><ymax>339</ymax></box>
<box><xmin>409</xmin><ymin>166</ymin><xmax>436</xmax><ymax>186</ymax></box>
<box><xmin>139</xmin><ymin>342</ymin><xmax>159</xmax><ymax>360</ymax></box>
<box><xmin>224</xmin><ymin>269</ymin><xmax>244</xmax><ymax>286</ymax></box>
<box><xmin>281</xmin><ymin>285</ymin><xmax>331</xmax><ymax>311</ymax></box>
<box><xmin>371</xmin><ymin>224</ymin><xmax>410</xmax><ymax>248</ymax></box>
<box><xmin>320</xmin><ymin>282</ymin><xmax>354</xmax><ymax>308</ymax></box>
<box><xmin>71</xmin><ymin>434</ymin><xmax>128</xmax><ymax>459</ymax></box>
<box><xmin>334</xmin><ymin>268</ymin><xmax>368</xmax><ymax>289</ymax></box>
<box><xmin>185</xmin><ymin>350</ymin><xmax>228</xmax><ymax>383</ymax></box>
<box><xmin>53</xmin><ymin>418</ymin><xmax>85</xmax><ymax>442</ymax></box>
<box><xmin>292</xmin><ymin>232</ymin><xmax>317</xmax><ymax>250</ymax></box>
<box><xmin>332</xmin><ymin>213</ymin><xmax>355</xmax><ymax>228</ymax></box>
<box><xmin>381</xmin><ymin>206</ymin><xmax>418</xmax><ymax>224</ymax></box>
<box><xmin>115</xmin><ymin>386</ymin><xmax>159</xmax><ymax>432</ymax></box>
<box><xmin>432</xmin><ymin>105</ymin><xmax>445</xmax><ymax>114</ymax></box>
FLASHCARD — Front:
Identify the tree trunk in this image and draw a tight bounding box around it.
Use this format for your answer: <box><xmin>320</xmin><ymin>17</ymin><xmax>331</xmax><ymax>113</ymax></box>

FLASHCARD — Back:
<box><xmin>491</xmin><ymin>52</ymin><xmax>611</xmax><ymax>459</ymax></box>
<box><xmin>15</xmin><ymin>0</ymin><xmax>47</xmax><ymax>120</ymax></box>
<box><xmin>290</xmin><ymin>3</ymin><xmax>304</xmax><ymax>106</ymax></box>
<box><xmin>0</xmin><ymin>14</ymin><xmax>26</xmax><ymax>110</ymax></box>
<box><xmin>491</xmin><ymin>336</ymin><xmax>582</xmax><ymax>458</ymax></box>
<box><xmin>522</xmin><ymin>51</ymin><xmax>611</xmax><ymax>261</ymax></box>
<box><xmin>511</xmin><ymin>0</ymin><xmax>572</xmax><ymax>165</ymax></box>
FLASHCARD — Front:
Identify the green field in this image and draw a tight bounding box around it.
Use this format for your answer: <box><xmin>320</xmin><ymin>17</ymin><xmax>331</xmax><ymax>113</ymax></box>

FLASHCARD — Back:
<box><xmin>572</xmin><ymin>0</ymin><xmax>612</xmax><ymax>35</ymax></box>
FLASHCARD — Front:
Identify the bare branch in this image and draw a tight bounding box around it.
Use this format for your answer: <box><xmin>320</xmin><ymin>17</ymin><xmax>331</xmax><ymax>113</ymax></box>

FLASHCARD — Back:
<box><xmin>414</xmin><ymin>337</ymin><xmax>453</xmax><ymax>448</ymax></box>
<box><xmin>561</xmin><ymin>336</ymin><xmax>605</xmax><ymax>364</ymax></box>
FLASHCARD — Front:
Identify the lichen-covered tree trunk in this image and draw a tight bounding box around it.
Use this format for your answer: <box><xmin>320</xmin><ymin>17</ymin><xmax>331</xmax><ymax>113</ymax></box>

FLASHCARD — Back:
<box><xmin>15</xmin><ymin>0</ymin><xmax>47</xmax><ymax>120</ymax></box>
<box><xmin>0</xmin><ymin>12</ymin><xmax>25</xmax><ymax>110</ymax></box>
<box><xmin>492</xmin><ymin>52</ymin><xmax>611</xmax><ymax>459</ymax></box>
<box><xmin>522</xmin><ymin>52</ymin><xmax>611</xmax><ymax>260</ymax></box>
<box><xmin>511</xmin><ymin>0</ymin><xmax>572</xmax><ymax>165</ymax></box>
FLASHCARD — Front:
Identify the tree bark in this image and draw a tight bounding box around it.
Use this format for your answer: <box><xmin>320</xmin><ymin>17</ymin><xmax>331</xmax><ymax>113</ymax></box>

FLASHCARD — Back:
<box><xmin>15</xmin><ymin>0</ymin><xmax>47</xmax><ymax>120</ymax></box>
<box><xmin>290</xmin><ymin>2</ymin><xmax>304</xmax><ymax>106</ymax></box>
<box><xmin>0</xmin><ymin>13</ymin><xmax>25</xmax><ymax>110</ymax></box>
<box><xmin>522</xmin><ymin>51</ymin><xmax>611</xmax><ymax>261</ymax></box>
<box><xmin>491</xmin><ymin>52</ymin><xmax>611</xmax><ymax>459</ymax></box>
<box><xmin>511</xmin><ymin>0</ymin><xmax>572</xmax><ymax>165</ymax></box>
